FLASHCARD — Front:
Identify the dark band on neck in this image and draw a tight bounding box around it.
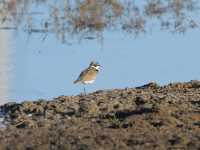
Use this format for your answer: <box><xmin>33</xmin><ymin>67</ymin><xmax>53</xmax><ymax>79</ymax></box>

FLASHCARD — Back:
<box><xmin>92</xmin><ymin>67</ymin><xmax>98</xmax><ymax>72</ymax></box>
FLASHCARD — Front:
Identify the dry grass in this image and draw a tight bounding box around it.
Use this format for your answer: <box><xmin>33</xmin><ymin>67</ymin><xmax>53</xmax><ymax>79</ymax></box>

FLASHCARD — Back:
<box><xmin>0</xmin><ymin>0</ymin><xmax>199</xmax><ymax>46</ymax></box>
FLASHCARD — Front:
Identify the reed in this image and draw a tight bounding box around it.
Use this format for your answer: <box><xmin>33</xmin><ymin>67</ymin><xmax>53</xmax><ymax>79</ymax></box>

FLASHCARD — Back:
<box><xmin>0</xmin><ymin>0</ymin><xmax>199</xmax><ymax>46</ymax></box>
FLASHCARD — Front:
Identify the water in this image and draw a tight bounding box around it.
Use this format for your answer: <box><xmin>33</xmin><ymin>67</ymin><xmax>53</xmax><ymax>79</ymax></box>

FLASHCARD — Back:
<box><xmin>0</xmin><ymin>1</ymin><xmax>200</xmax><ymax>105</ymax></box>
<box><xmin>0</xmin><ymin>111</ymin><xmax>6</xmax><ymax>130</ymax></box>
<box><xmin>0</xmin><ymin>24</ymin><xmax>13</xmax><ymax>105</ymax></box>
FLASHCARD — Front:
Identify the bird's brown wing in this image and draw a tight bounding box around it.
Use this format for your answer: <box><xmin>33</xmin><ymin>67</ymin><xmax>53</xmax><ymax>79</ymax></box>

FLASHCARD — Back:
<box><xmin>74</xmin><ymin>67</ymin><xmax>98</xmax><ymax>84</ymax></box>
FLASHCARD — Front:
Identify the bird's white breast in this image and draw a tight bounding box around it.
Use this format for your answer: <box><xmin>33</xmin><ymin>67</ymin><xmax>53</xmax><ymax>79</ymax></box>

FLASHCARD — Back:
<box><xmin>82</xmin><ymin>80</ymin><xmax>95</xmax><ymax>83</ymax></box>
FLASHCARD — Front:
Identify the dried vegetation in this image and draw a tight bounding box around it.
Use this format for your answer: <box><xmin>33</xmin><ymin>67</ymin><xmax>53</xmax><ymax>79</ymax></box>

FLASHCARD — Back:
<box><xmin>0</xmin><ymin>0</ymin><xmax>199</xmax><ymax>45</ymax></box>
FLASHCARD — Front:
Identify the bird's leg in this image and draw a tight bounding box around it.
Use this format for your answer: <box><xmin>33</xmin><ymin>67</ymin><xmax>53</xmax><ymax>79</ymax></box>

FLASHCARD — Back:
<box><xmin>90</xmin><ymin>83</ymin><xmax>92</xmax><ymax>93</ymax></box>
<box><xmin>84</xmin><ymin>83</ymin><xmax>86</xmax><ymax>94</ymax></box>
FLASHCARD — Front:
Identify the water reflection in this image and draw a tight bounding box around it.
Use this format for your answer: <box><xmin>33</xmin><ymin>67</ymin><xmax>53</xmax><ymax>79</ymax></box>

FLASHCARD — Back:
<box><xmin>0</xmin><ymin>22</ymin><xmax>12</xmax><ymax>105</ymax></box>
<box><xmin>0</xmin><ymin>0</ymin><xmax>199</xmax><ymax>46</ymax></box>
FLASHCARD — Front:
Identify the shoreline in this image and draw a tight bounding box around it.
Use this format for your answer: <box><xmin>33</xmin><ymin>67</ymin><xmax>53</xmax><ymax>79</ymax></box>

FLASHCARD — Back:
<box><xmin>0</xmin><ymin>80</ymin><xmax>200</xmax><ymax>149</ymax></box>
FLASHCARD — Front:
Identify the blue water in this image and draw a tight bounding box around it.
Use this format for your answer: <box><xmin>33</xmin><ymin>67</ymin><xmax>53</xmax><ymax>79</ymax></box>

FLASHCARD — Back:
<box><xmin>0</xmin><ymin>2</ymin><xmax>200</xmax><ymax>104</ymax></box>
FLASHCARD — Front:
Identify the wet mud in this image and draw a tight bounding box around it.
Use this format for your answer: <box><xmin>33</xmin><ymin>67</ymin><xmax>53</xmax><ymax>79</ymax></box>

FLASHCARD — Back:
<box><xmin>0</xmin><ymin>80</ymin><xmax>200</xmax><ymax>150</ymax></box>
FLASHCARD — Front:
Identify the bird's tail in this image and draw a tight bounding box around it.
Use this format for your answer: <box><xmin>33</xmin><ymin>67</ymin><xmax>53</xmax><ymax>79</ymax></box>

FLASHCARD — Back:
<box><xmin>74</xmin><ymin>80</ymin><xmax>78</xmax><ymax>84</ymax></box>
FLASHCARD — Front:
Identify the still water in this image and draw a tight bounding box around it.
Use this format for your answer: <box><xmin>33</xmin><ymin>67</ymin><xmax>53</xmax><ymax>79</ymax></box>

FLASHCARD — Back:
<box><xmin>0</xmin><ymin>2</ymin><xmax>200</xmax><ymax>105</ymax></box>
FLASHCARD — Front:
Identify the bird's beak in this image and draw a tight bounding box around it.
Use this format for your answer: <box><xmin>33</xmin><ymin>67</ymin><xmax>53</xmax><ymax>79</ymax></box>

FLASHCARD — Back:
<box><xmin>99</xmin><ymin>65</ymin><xmax>102</xmax><ymax>67</ymax></box>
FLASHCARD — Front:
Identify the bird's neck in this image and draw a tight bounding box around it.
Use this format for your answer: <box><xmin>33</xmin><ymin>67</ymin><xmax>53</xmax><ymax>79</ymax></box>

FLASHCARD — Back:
<box><xmin>91</xmin><ymin>66</ymin><xmax>99</xmax><ymax>70</ymax></box>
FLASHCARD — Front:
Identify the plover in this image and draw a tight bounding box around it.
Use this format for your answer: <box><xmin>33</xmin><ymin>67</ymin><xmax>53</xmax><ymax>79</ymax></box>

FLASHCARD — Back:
<box><xmin>74</xmin><ymin>61</ymin><xmax>102</xmax><ymax>93</ymax></box>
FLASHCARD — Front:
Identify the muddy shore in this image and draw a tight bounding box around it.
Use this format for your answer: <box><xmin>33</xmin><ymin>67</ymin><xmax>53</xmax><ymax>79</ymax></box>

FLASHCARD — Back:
<box><xmin>0</xmin><ymin>80</ymin><xmax>200</xmax><ymax>150</ymax></box>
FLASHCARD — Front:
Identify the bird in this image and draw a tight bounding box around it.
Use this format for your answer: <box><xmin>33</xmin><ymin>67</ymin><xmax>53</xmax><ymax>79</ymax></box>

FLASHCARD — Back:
<box><xmin>74</xmin><ymin>61</ymin><xmax>102</xmax><ymax>93</ymax></box>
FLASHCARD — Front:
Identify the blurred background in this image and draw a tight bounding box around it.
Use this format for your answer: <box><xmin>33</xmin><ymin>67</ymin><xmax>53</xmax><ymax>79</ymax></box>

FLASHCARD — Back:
<box><xmin>0</xmin><ymin>0</ymin><xmax>200</xmax><ymax>104</ymax></box>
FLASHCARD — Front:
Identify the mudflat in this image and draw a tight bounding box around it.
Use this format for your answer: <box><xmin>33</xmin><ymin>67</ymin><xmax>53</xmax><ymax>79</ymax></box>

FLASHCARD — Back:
<box><xmin>0</xmin><ymin>80</ymin><xmax>200</xmax><ymax>150</ymax></box>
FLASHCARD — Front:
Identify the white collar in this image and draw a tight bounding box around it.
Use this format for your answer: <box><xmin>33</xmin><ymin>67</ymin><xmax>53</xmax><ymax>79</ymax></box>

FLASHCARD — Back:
<box><xmin>91</xmin><ymin>66</ymin><xmax>100</xmax><ymax>70</ymax></box>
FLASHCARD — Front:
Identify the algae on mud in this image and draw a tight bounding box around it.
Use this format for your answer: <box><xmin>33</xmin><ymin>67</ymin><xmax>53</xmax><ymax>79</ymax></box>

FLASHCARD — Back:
<box><xmin>0</xmin><ymin>80</ymin><xmax>200</xmax><ymax>149</ymax></box>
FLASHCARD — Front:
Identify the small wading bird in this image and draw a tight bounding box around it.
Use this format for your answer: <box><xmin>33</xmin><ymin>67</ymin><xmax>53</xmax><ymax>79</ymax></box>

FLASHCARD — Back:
<box><xmin>74</xmin><ymin>61</ymin><xmax>102</xmax><ymax>93</ymax></box>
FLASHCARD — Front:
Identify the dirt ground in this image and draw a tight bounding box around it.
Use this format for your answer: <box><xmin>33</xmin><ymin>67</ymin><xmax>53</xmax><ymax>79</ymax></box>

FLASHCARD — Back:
<box><xmin>0</xmin><ymin>80</ymin><xmax>200</xmax><ymax>150</ymax></box>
